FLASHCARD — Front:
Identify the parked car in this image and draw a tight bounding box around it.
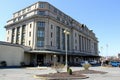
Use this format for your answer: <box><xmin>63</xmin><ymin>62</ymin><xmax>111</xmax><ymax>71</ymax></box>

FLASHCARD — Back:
<box><xmin>110</xmin><ymin>61</ymin><xmax>120</xmax><ymax>67</ymax></box>
<box><xmin>89</xmin><ymin>60</ymin><xmax>97</xmax><ymax>65</ymax></box>
<box><xmin>80</xmin><ymin>61</ymin><xmax>85</xmax><ymax>66</ymax></box>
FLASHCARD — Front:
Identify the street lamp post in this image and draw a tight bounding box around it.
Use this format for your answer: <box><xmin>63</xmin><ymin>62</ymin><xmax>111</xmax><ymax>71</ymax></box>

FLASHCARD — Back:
<box><xmin>64</xmin><ymin>29</ymin><xmax>70</xmax><ymax>72</ymax></box>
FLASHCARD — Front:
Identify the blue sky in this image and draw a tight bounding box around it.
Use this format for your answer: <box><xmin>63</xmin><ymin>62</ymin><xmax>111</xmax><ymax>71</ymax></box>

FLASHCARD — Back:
<box><xmin>0</xmin><ymin>0</ymin><xmax>120</xmax><ymax>56</ymax></box>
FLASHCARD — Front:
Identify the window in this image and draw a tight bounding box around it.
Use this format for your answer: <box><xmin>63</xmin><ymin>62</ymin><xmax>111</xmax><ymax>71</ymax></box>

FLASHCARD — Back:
<box><xmin>75</xmin><ymin>46</ymin><xmax>77</xmax><ymax>50</ymax></box>
<box><xmin>51</xmin><ymin>32</ymin><xmax>53</xmax><ymax>38</ymax></box>
<box><xmin>30</xmin><ymin>24</ymin><xmax>32</xmax><ymax>28</ymax></box>
<box><xmin>29</xmin><ymin>32</ymin><xmax>31</xmax><ymax>37</ymax></box>
<box><xmin>51</xmin><ymin>55</ymin><xmax>53</xmax><ymax>61</ymax></box>
<box><xmin>18</xmin><ymin>11</ymin><xmax>20</xmax><ymax>16</ymax></box>
<box><xmin>51</xmin><ymin>25</ymin><xmax>53</xmax><ymax>29</ymax></box>
<box><xmin>22</xmin><ymin>9</ymin><xmax>26</xmax><ymax>14</ymax></box>
<box><xmin>11</xmin><ymin>28</ymin><xmax>15</xmax><ymax>43</ymax></box>
<box><xmin>37</xmin><ymin>41</ymin><xmax>44</xmax><ymax>47</ymax></box>
<box><xmin>57</xmin><ymin>16</ymin><xmax>60</xmax><ymax>21</ymax></box>
<box><xmin>37</xmin><ymin>31</ymin><xmax>44</xmax><ymax>37</ymax></box>
<box><xmin>75</xmin><ymin>33</ymin><xmax>76</xmax><ymax>37</ymax></box>
<box><xmin>51</xmin><ymin>41</ymin><xmax>52</xmax><ymax>46</ymax></box>
<box><xmin>56</xmin><ymin>26</ymin><xmax>60</xmax><ymax>49</ymax></box>
<box><xmin>21</xmin><ymin>25</ymin><xmax>26</xmax><ymax>45</ymax></box>
<box><xmin>13</xmin><ymin>18</ymin><xmax>16</xmax><ymax>22</ymax></box>
<box><xmin>27</xmin><ymin>6</ymin><xmax>31</xmax><ymax>11</ymax></box>
<box><xmin>75</xmin><ymin>39</ymin><xmax>77</xmax><ymax>44</ymax></box>
<box><xmin>37</xmin><ymin>21</ymin><xmax>45</xmax><ymax>27</ymax></box>
<box><xmin>37</xmin><ymin>21</ymin><xmax>45</xmax><ymax>47</ymax></box>
<box><xmin>18</xmin><ymin>17</ymin><xmax>21</xmax><ymax>21</ymax></box>
<box><xmin>38</xmin><ymin>11</ymin><xmax>45</xmax><ymax>15</ymax></box>
<box><xmin>62</xmin><ymin>29</ymin><xmax>65</xmax><ymax>50</ymax></box>
<box><xmin>29</xmin><ymin>40</ymin><xmax>31</xmax><ymax>45</ymax></box>
<box><xmin>8</xmin><ymin>31</ymin><xmax>9</xmax><ymax>34</ymax></box>
<box><xmin>39</xmin><ymin>3</ymin><xmax>45</xmax><ymax>8</ymax></box>
<box><xmin>54</xmin><ymin>8</ymin><xmax>57</xmax><ymax>13</ymax></box>
<box><xmin>16</xmin><ymin>27</ymin><xmax>20</xmax><ymax>44</ymax></box>
<box><xmin>76</xmin><ymin>58</ymin><xmax>78</xmax><ymax>62</ymax></box>
<box><xmin>23</xmin><ymin>15</ymin><xmax>26</xmax><ymax>18</ymax></box>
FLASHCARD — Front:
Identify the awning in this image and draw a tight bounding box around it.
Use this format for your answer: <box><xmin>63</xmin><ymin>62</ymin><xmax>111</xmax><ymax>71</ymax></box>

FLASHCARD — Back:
<box><xmin>25</xmin><ymin>49</ymin><xmax>100</xmax><ymax>57</ymax></box>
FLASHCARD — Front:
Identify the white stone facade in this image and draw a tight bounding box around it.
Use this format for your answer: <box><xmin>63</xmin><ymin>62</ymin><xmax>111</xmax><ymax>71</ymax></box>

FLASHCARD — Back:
<box><xmin>4</xmin><ymin>1</ymin><xmax>99</xmax><ymax>66</ymax></box>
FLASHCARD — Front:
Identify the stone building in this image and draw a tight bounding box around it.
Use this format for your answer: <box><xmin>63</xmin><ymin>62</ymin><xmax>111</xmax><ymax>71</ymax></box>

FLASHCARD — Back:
<box><xmin>4</xmin><ymin>1</ymin><xmax>99</xmax><ymax>66</ymax></box>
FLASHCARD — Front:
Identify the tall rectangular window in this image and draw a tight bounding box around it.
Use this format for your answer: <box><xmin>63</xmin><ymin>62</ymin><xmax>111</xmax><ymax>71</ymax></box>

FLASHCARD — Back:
<box><xmin>30</xmin><ymin>24</ymin><xmax>32</xmax><ymax>28</ymax></box>
<box><xmin>51</xmin><ymin>32</ymin><xmax>53</xmax><ymax>38</ymax></box>
<box><xmin>29</xmin><ymin>40</ymin><xmax>31</xmax><ymax>45</ymax></box>
<box><xmin>79</xmin><ymin>35</ymin><xmax>82</xmax><ymax>52</ymax></box>
<box><xmin>21</xmin><ymin>25</ymin><xmax>26</xmax><ymax>45</ymax></box>
<box><xmin>56</xmin><ymin>26</ymin><xmax>60</xmax><ymax>49</ymax></box>
<box><xmin>67</xmin><ymin>34</ymin><xmax>70</xmax><ymax>50</ymax></box>
<box><xmin>11</xmin><ymin>28</ymin><xmax>15</xmax><ymax>43</ymax></box>
<box><xmin>29</xmin><ymin>32</ymin><xmax>31</xmax><ymax>37</ymax></box>
<box><xmin>51</xmin><ymin>25</ymin><xmax>53</xmax><ymax>29</ymax></box>
<box><xmin>37</xmin><ymin>21</ymin><xmax>45</xmax><ymax>47</ymax></box>
<box><xmin>16</xmin><ymin>27</ymin><xmax>20</xmax><ymax>44</ymax></box>
<box><xmin>62</xmin><ymin>29</ymin><xmax>65</xmax><ymax>50</ymax></box>
<box><xmin>51</xmin><ymin>41</ymin><xmax>52</xmax><ymax>46</ymax></box>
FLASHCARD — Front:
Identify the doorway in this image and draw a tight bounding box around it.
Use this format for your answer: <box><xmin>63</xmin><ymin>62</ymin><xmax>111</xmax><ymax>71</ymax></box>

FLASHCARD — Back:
<box><xmin>37</xmin><ymin>54</ymin><xmax>44</xmax><ymax>66</ymax></box>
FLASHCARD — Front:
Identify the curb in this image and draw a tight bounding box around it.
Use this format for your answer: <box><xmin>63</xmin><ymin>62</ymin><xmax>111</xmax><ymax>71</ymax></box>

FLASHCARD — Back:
<box><xmin>34</xmin><ymin>75</ymin><xmax>89</xmax><ymax>80</ymax></box>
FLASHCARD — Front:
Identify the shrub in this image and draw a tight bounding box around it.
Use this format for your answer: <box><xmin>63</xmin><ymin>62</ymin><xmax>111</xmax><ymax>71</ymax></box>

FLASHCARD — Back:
<box><xmin>83</xmin><ymin>63</ymin><xmax>91</xmax><ymax>70</ymax></box>
<box><xmin>0</xmin><ymin>61</ymin><xmax>7</xmax><ymax>67</ymax></box>
<box><xmin>67</xmin><ymin>66</ymin><xmax>70</xmax><ymax>72</ymax></box>
<box><xmin>67</xmin><ymin>68</ymin><xmax>72</xmax><ymax>75</ymax></box>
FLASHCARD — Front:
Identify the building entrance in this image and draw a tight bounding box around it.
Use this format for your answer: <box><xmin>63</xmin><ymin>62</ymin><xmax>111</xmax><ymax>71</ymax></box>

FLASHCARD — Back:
<box><xmin>37</xmin><ymin>54</ymin><xmax>44</xmax><ymax>66</ymax></box>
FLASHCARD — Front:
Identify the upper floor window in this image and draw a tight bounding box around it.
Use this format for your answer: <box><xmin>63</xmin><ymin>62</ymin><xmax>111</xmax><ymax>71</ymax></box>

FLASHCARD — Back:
<box><xmin>57</xmin><ymin>16</ymin><xmax>60</xmax><ymax>21</ymax></box>
<box><xmin>23</xmin><ymin>14</ymin><xmax>26</xmax><ymax>19</ymax></box>
<box><xmin>75</xmin><ymin>39</ymin><xmax>77</xmax><ymax>44</ymax></box>
<box><xmin>27</xmin><ymin>6</ymin><xmax>31</xmax><ymax>11</ymax></box>
<box><xmin>51</xmin><ymin>41</ymin><xmax>52</xmax><ymax>46</ymax></box>
<box><xmin>22</xmin><ymin>9</ymin><xmax>26</xmax><ymax>14</ymax></box>
<box><xmin>51</xmin><ymin>32</ymin><xmax>53</xmax><ymax>38</ymax></box>
<box><xmin>75</xmin><ymin>32</ymin><xmax>77</xmax><ymax>37</ymax></box>
<box><xmin>29</xmin><ymin>32</ymin><xmax>31</xmax><ymax>37</ymax></box>
<box><xmin>30</xmin><ymin>24</ymin><xmax>32</xmax><ymax>28</ymax></box>
<box><xmin>18</xmin><ymin>17</ymin><xmax>21</xmax><ymax>21</ymax></box>
<box><xmin>51</xmin><ymin>25</ymin><xmax>53</xmax><ymax>29</ymax></box>
<box><xmin>39</xmin><ymin>3</ymin><xmax>45</xmax><ymax>8</ymax></box>
<box><xmin>54</xmin><ymin>8</ymin><xmax>57</xmax><ymax>13</ymax></box>
<box><xmin>37</xmin><ymin>31</ymin><xmax>44</xmax><ymax>37</ymax></box>
<box><xmin>37</xmin><ymin>41</ymin><xmax>44</xmax><ymax>47</ymax></box>
<box><xmin>13</xmin><ymin>19</ymin><xmax>16</xmax><ymax>22</ymax></box>
<box><xmin>18</xmin><ymin>11</ymin><xmax>21</xmax><ymax>16</ymax></box>
<box><xmin>38</xmin><ymin>11</ymin><xmax>45</xmax><ymax>15</ymax></box>
<box><xmin>8</xmin><ymin>31</ymin><xmax>9</xmax><ymax>34</ymax></box>
<box><xmin>29</xmin><ymin>40</ymin><xmax>31</xmax><ymax>45</ymax></box>
<box><xmin>37</xmin><ymin>21</ymin><xmax>45</xmax><ymax>27</ymax></box>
